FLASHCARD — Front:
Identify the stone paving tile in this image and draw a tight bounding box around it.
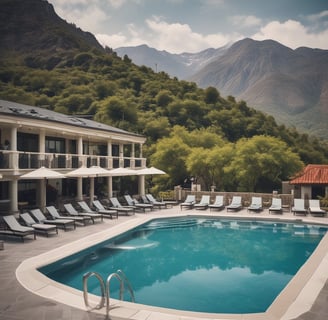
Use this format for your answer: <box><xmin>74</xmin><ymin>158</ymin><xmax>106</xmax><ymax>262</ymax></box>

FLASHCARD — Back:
<box><xmin>0</xmin><ymin>208</ymin><xmax>327</xmax><ymax>320</ymax></box>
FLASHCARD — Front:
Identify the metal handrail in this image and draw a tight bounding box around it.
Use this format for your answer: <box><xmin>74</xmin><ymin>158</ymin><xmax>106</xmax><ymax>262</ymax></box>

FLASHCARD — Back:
<box><xmin>82</xmin><ymin>271</ymin><xmax>106</xmax><ymax>311</ymax></box>
<box><xmin>105</xmin><ymin>272</ymin><xmax>124</xmax><ymax>314</ymax></box>
<box><xmin>117</xmin><ymin>269</ymin><xmax>135</xmax><ymax>302</ymax></box>
<box><xmin>83</xmin><ymin>269</ymin><xmax>135</xmax><ymax>315</ymax></box>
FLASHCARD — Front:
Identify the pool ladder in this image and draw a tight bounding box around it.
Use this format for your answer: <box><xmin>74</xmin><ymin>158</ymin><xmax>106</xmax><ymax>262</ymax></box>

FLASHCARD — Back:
<box><xmin>83</xmin><ymin>269</ymin><xmax>135</xmax><ymax>315</ymax></box>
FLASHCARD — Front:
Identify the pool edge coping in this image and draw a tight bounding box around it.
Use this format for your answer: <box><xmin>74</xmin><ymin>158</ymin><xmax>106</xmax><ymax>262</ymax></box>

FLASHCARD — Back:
<box><xmin>16</xmin><ymin>212</ymin><xmax>328</xmax><ymax>320</ymax></box>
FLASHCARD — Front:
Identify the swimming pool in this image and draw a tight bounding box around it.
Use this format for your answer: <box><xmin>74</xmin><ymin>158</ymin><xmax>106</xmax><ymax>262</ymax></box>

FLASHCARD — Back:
<box><xmin>39</xmin><ymin>217</ymin><xmax>328</xmax><ymax>314</ymax></box>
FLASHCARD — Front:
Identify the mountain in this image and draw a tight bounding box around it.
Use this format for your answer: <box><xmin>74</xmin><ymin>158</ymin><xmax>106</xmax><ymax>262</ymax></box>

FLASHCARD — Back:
<box><xmin>115</xmin><ymin>44</ymin><xmax>229</xmax><ymax>79</ymax></box>
<box><xmin>0</xmin><ymin>0</ymin><xmax>105</xmax><ymax>69</ymax></box>
<box><xmin>190</xmin><ymin>38</ymin><xmax>328</xmax><ymax>137</ymax></box>
<box><xmin>116</xmin><ymin>39</ymin><xmax>328</xmax><ymax>138</ymax></box>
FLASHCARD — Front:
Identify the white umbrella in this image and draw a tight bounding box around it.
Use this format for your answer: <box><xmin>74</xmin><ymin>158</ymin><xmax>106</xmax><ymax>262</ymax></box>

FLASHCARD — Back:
<box><xmin>136</xmin><ymin>166</ymin><xmax>166</xmax><ymax>175</ymax></box>
<box><xmin>109</xmin><ymin>167</ymin><xmax>138</xmax><ymax>176</ymax></box>
<box><xmin>19</xmin><ymin>166</ymin><xmax>65</xmax><ymax>211</ymax></box>
<box><xmin>20</xmin><ymin>166</ymin><xmax>66</xmax><ymax>179</ymax></box>
<box><xmin>66</xmin><ymin>166</ymin><xmax>112</xmax><ymax>205</ymax></box>
<box><xmin>66</xmin><ymin>165</ymin><xmax>111</xmax><ymax>177</ymax></box>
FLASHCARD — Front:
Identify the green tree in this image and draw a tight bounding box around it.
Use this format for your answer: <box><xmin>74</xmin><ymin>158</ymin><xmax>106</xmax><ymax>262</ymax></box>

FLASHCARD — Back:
<box><xmin>150</xmin><ymin>135</ymin><xmax>190</xmax><ymax>189</ymax></box>
<box><xmin>204</xmin><ymin>86</ymin><xmax>220</xmax><ymax>104</ymax></box>
<box><xmin>226</xmin><ymin>135</ymin><xmax>304</xmax><ymax>192</ymax></box>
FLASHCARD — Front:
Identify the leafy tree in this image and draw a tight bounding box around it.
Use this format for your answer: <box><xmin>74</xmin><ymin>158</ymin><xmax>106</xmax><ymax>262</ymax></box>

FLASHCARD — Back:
<box><xmin>150</xmin><ymin>135</ymin><xmax>190</xmax><ymax>189</ymax></box>
<box><xmin>225</xmin><ymin>135</ymin><xmax>304</xmax><ymax>192</ymax></box>
<box><xmin>204</xmin><ymin>86</ymin><xmax>220</xmax><ymax>104</ymax></box>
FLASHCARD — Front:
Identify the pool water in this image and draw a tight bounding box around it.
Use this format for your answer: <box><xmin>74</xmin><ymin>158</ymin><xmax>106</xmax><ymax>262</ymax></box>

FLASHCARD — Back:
<box><xmin>40</xmin><ymin>217</ymin><xmax>327</xmax><ymax>314</ymax></box>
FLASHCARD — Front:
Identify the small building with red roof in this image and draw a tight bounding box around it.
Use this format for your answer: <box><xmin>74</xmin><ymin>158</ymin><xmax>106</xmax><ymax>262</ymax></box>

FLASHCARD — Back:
<box><xmin>289</xmin><ymin>164</ymin><xmax>328</xmax><ymax>199</ymax></box>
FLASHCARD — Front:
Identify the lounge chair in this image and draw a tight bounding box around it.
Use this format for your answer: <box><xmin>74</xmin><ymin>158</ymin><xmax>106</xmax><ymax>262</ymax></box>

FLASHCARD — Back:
<box><xmin>92</xmin><ymin>200</ymin><xmax>118</xmax><ymax>219</ymax></box>
<box><xmin>64</xmin><ymin>203</ymin><xmax>103</xmax><ymax>224</ymax></box>
<box><xmin>2</xmin><ymin>215</ymin><xmax>36</xmax><ymax>241</ymax></box>
<box><xmin>226</xmin><ymin>196</ymin><xmax>242</xmax><ymax>211</ymax></box>
<box><xmin>291</xmin><ymin>199</ymin><xmax>307</xmax><ymax>216</ymax></box>
<box><xmin>247</xmin><ymin>197</ymin><xmax>262</xmax><ymax>212</ymax></box>
<box><xmin>76</xmin><ymin>201</ymin><xmax>104</xmax><ymax>222</ymax></box>
<box><xmin>180</xmin><ymin>195</ymin><xmax>196</xmax><ymax>210</ymax></box>
<box><xmin>20</xmin><ymin>212</ymin><xmax>58</xmax><ymax>236</ymax></box>
<box><xmin>46</xmin><ymin>205</ymin><xmax>92</xmax><ymax>226</ymax></box>
<box><xmin>208</xmin><ymin>195</ymin><xmax>225</xmax><ymax>211</ymax></box>
<box><xmin>269</xmin><ymin>198</ymin><xmax>283</xmax><ymax>214</ymax></box>
<box><xmin>146</xmin><ymin>194</ymin><xmax>171</xmax><ymax>209</ymax></box>
<box><xmin>124</xmin><ymin>195</ymin><xmax>153</xmax><ymax>212</ymax></box>
<box><xmin>194</xmin><ymin>195</ymin><xmax>210</xmax><ymax>210</ymax></box>
<box><xmin>109</xmin><ymin>197</ymin><xmax>135</xmax><ymax>215</ymax></box>
<box><xmin>30</xmin><ymin>208</ymin><xmax>76</xmax><ymax>231</ymax></box>
<box><xmin>308</xmin><ymin>200</ymin><xmax>326</xmax><ymax>217</ymax></box>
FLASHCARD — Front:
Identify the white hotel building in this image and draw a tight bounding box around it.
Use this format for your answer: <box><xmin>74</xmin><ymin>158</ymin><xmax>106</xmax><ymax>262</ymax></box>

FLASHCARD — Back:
<box><xmin>0</xmin><ymin>99</ymin><xmax>147</xmax><ymax>214</ymax></box>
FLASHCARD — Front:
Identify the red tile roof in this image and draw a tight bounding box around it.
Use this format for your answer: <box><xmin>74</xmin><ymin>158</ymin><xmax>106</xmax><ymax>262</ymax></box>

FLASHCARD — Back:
<box><xmin>290</xmin><ymin>164</ymin><xmax>328</xmax><ymax>184</ymax></box>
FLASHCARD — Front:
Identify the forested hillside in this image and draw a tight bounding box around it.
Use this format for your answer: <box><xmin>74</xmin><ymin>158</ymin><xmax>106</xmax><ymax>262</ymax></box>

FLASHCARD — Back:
<box><xmin>1</xmin><ymin>0</ymin><xmax>328</xmax><ymax>193</ymax></box>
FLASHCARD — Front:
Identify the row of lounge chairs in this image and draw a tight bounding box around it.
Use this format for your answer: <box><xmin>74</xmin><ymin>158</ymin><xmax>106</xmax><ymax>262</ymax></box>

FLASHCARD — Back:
<box><xmin>180</xmin><ymin>195</ymin><xmax>327</xmax><ymax>216</ymax></box>
<box><xmin>0</xmin><ymin>194</ymin><xmax>174</xmax><ymax>241</ymax></box>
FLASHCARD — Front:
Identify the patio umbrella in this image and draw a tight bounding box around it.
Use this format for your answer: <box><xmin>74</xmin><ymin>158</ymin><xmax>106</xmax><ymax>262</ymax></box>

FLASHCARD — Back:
<box><xmin>109</xmin><ymin>167</ymin><xmax>138</xmax><ymax>176</ymax></box>
<box><xmin>66</xmin><ymin>165</ymin><xmax>111</xmax><ymax>178</ymax></box>
<box><xmin>136</xmin><ymin>167</ymin><xmax>166</xmax><ymax>194</ymax></box>
<box><xmin>66</xmin><ymin>166</ymin><xmax>112</xmax><ymax>204</ymax></box>
<box><xmin>20</xmin><ymin>166</ymin><xmax>66</xmax><ymax>179</ymax></box>
<box><xmin>19</xmin><ymin>166</ymin><xmax>65</xmax><ymax>211</ymax></box>
<box><xmin>136</xmin><ymin>166</ymin><xmax>166</xmax><ymax>175</ymax></box>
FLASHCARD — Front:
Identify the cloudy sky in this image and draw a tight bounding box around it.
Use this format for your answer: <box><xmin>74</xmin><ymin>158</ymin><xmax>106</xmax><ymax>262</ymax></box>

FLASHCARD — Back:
<box><xmin>48</xmin><ymin>0</ymin><xmax>328</xmax><ymax>53</ymax></box>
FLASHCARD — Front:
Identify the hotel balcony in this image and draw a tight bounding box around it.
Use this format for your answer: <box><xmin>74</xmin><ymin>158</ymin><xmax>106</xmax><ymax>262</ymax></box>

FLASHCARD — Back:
<box><xmin>0</xmin><ymin>150</ymin><xmax>146</xmax><ymax>172</ymax></box>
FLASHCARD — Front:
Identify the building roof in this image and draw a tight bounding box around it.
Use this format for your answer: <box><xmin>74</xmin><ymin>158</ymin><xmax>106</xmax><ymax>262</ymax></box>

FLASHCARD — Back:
<box><xmin>0</xmin><ymin>99</ymin><xmax>144</xmax><ymax>138</ymax></box>
<box><xmin>290</xmin><ymin>164</ymin><xmax>328</xmax><ymax>185</ymax></box>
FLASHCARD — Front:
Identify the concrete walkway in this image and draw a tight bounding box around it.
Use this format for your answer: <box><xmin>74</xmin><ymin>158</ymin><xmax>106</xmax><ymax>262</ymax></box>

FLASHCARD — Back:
<box><xmin>0</xmin><ymin>207</ymin><xmax>328</xmax><ymax>320</ymax></box>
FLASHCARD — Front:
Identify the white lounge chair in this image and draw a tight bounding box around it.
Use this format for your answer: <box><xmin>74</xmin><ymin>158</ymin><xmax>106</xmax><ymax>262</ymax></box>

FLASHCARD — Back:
<box><xmin>226</xmin><ymin>196</ymin><xmax>242</xmax><ymax>211</ymax></box>
<box><xmin>124</xmin><ymin>195</ymin><xmax>153</xmax><ymax>212</ymax></box>
<box><xmin>2</xmin><ymin>215</ymin><xmax>36</xmax><ymax>241</ymax></box>
<box><xmin>194</xmin><ymin>195</ymin><xmax>210</xmax><ymax>210</ymax></box>
<box><xmin>76</xmin><ymin>201</ymin><xmax>104</xmax><ymax>222</ymax></box>
<box><xmin>30</xmin><ymin>208</ymin><xmax>76</xmax><ymax>231</ymax></box>
<box><xmin>46</xmin><ymin>206</ymin><xmax>91</xmax><ymax>226</ymax></box>
<box><xmin>292</xmin><ymin>199</ymin><xmax>307</xmax><ymax>216</ymax></box>
<box><xmin>20</xmin><ymin>212</ymin><xmax>58</xmax><ymax>236</ymax></box>
<box><xmin>146</xmin><ymin>194</ymin><xmax>176</xmax><ymax>208</ymax></box>
<box><xmin>247</xmin><ymin>197</ymin><xmax>262</xmax><ymax>212</ymax></box>
<box><xmin>208</xmin><ymin>195</ymin><xmax>225</xmax><ymax>211</ymax></box>
<box><xmin>109</xmin><ymin>197</ymin><xmax>135</xmax><ymax>215</ymax></box>
<box><xmin>308</xmin><ymin>200</ymin><xmax>326</xmax><ymax>217</ymax></box>
<box><xmin>180</xmin><ymin>195</ymin><xmax>196</xmax><ymax>210</ymax></box>
<box><xmin>63</xmin><ymin>203</ymin><xmax>97</xmax><ymax>224</ymax></box>
<box><xmin>269</xmin><ymin>198</ymin><xmax>283</xmax><ymax>214</ymax></box>
<box><xmin>92</xmin><ymin>200</ymin><xmax>118</xmax><ymax>219</ymax></box>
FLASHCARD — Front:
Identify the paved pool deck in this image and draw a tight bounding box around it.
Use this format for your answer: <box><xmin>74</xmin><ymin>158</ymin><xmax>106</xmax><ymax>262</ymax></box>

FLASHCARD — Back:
<box><xmin>1</xmin><ymin>206</ymin><xmax>328</xmax><ymax>320</ymax></box>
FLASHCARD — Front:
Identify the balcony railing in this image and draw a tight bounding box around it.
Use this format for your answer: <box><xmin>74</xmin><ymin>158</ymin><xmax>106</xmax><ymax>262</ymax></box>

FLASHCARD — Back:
<box><xmin>0</xmin><ymin>150</ymin><xmax>146</xmax><ymax>171</ymax></box>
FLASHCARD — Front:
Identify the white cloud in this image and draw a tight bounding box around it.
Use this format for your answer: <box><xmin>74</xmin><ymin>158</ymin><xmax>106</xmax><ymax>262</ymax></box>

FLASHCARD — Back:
<box><xmin>231</xmin><ymin>15</ymin><xmax>262</xmax><ymax>28</ymax></box>
<box><xmin>96</xmin><ymin>16</ymin><xmax>242</xmax><ymax>52</ymax></box>
<box><xmin>306</xmin><ymin>10</ymin><xmax>328</xmax><ymax>22</ymax></box>
<box><xmin>107</xmin><ymin>0</ymin><xmax>126</xmax><ymax>8</ymax></box>
<box><xmin>253</xmin><ymin>19</ymin><xmax>328</xmax><ymax>49</ymax></box>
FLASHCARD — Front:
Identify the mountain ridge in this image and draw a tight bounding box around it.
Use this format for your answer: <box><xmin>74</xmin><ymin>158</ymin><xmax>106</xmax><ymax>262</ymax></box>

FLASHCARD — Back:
<box><xmin>116</xmin><ymin>39</ymin><xmax>328</xmax><ymax>137</ymax></box>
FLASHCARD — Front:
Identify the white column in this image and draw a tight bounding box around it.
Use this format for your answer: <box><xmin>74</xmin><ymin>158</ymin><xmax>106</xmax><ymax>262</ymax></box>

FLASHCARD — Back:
<box><xmin>131</xmin><ymin>143</ymin><xmax>135</xmax><ymax>168</ymax></box>
<box><xmin>119</xmin><ymin>143</ymin><xmax>124</xmax><ymax>167</ymax></box>
<box><xmin>77</xmin><ymin>136</ymin><xmax>83</xmax><ymax>200</ymax></box>
<box><xmin>39</xmin><ymin>129</ymin><xmax>46</xmax><ymax>166</ymax></box>
<box><xmin>10</xmin><ymin>126</ymin><xmax>17</xmax><ymax>169</ymax></box>
<box><xmin>107</xmin><ymin>176</ymin><xmax>113</xmax><ymax>198</ymax></box>
<box><xmin>107</xmin><ymin>140</ymin><xmax>112</xmax><ymax>168</ymax></box>
<box><xmin>89</xmin><ymin>177</ymin><xmax>94</xmax><ymax>206</ymax></box>
<box><xmin>10</xmin><ymin>179</ymin><xmax>18</xmax><ymax>213</ymax></box>
<box><xmin>107</xmin><ymin>140</ymin><xmax>113</xmax><ymax>198</ymax></box>
<box><xmin>138</xmin><ymin>175</ymin><xmax>145</xmax><ymax>196</ymax></box>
